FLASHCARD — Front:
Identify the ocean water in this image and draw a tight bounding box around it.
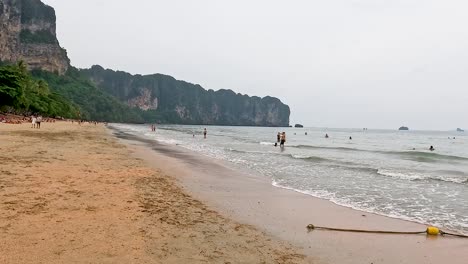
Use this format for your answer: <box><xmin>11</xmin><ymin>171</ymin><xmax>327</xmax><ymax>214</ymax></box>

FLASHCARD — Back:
<box><xmin>114</xmin><ymin>124</ymin><xmax>468</xmax><ymax>234</ymax></box>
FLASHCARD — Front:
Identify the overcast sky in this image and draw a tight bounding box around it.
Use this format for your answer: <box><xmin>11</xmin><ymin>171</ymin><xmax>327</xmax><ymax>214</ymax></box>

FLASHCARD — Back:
<box><xmin>43</xmin><ymin>0</ymin><xmax>468</xmax><ymax>130</ymax></box>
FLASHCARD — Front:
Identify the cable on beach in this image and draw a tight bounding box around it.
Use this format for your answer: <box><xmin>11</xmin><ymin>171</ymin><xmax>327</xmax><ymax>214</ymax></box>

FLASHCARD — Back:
<box><xmin>306</xmin><ymin>224</ymin><xmax>468</xmax><ymax>238</ymax></box>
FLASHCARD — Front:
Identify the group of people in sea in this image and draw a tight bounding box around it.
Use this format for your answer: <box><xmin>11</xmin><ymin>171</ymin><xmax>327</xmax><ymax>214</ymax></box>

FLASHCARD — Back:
<box><xmin>144</xmin><ymin>125</ymin><xmax>443</xmax><ymax>153</ymax></box>
<box><xmin>275</xmin><ymin>131</ymin><xmax>438</xmax><ymax>152</ymax></box>
<box><xmin>274</xmin><ymin>132</ymin><xmax>287</xmax><ymax>147</ymax></box>
<box><xmin>192</xmin><ymin>128</ymin><xmax>208</xmax><ymax>138</ymax></box>
<box><xmin>151</xmin><ymin>125</ymin><xmax>208</xmax><ymax>139</ymax></box>
<box><xmin>194</xmin><ymin>128</ymin><xmax>208</xmax><ymax>139</ymax></box>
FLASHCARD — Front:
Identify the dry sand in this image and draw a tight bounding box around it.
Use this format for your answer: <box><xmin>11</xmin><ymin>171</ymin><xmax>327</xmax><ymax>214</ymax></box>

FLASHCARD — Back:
<box><xmin>0</xmin><ymin>122</ymin><xmax>311</xmax><ymax>264</ymax></box>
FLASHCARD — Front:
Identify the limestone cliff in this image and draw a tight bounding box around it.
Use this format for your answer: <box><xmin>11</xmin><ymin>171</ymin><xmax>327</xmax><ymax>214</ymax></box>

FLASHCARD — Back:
<box><xmin>80</xmin><ymin>66</ymin><xmax>291</xmax><ymax>127</ymax></box>
<box><xmin>0</xmin><ymin>0</ymin><xmax>69</xmax><ymax>74</ymax></box>
<box><xmin>0</xmin><ymin>0</ymin><xmax>291</xmax><ymax>126</ymax></box>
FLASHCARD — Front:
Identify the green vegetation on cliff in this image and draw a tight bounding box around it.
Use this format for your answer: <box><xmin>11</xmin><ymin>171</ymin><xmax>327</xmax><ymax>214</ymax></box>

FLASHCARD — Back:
<box><xmin>0</xmin><ymin>62</ymin><xmax>77</xmax><ymax>118</ymax></box>
<box><xmin>80</xmin><ymin>66</ymin><xmax>291</xmax><ymax>126</ymax></box>
<box><xmin>2</xmin><ymin>0</ymin><xmax>291</xmax><ymax>126</ymax></box>
<box><xmin>31</xmin><ymin>68</ymin><xmax>144</xmax><ymax>122</ymax></box>
<box><xmin>0</xmin><ymin>62</ymin><xmax>143</xmax><ymax>122</ymax></box>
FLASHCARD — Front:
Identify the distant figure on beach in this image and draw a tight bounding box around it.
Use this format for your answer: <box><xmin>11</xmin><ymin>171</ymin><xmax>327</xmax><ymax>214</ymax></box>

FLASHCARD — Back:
<box><xmin>203</xmin><ymin>128</ymin><xmax>207</xmax><ymax>139</ymax></box>
<box><xmin>349</xmin><ymin>136</ymin><xmax>352</xmax><ymax>140</ymax></box>
<box><xmin>36</xmin><ymin>115</ymin><xmax>42</xmax><ymax>129</ymax></box>
<box><xmin>429</xmin><ymin>145</ymin><xmax>435</xmax><ymax>151</ymax></box>
<box><xmin>277</xmin><ymin>132</ymin><xmax>281</xmax><ymax>142</ymax></box>
<box><xmin>305</xmin><ymin>132</ymin><xmax>307</xmax><ymax>135</ymax></box>
<box><xmin>31</xmin><ymin>116</ymin><xmax>36</xmax><ymax>128</ymax></box>
<box><xmin>325</xmin><ymin>133</ymin><xmax>329</xmax><ymax>138</ymax></box>
<box><xmin>280</xmin><ymin>132</ymin><xmax>286</xmax><ymax>147</ymax></box>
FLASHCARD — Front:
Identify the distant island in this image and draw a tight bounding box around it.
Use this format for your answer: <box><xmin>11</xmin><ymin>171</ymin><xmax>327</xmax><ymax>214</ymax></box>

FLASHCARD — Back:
<box><xmin>399</xmin><ymin>126</ymin><xmax>409</xmax><ymax>131</ymax></box>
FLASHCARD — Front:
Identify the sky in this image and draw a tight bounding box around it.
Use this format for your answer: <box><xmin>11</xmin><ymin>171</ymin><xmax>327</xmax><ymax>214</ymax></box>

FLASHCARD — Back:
<box><xmin>42</xmin><ymin>0</ymin><xmax>468</xmax><ymax>130</ymax></box>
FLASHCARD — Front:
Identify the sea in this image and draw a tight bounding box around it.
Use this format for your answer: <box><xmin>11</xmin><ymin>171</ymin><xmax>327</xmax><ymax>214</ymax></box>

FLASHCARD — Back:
<box><xmin>113</xmin><ymin>124</ymin><xmax>468</xmax><ymax>234</ymax></box>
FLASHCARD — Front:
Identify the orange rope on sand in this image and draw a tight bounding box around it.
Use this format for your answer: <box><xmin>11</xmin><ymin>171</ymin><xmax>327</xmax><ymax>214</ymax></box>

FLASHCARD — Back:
<box><xmin>306</xmin><ymin>224</ymin><xmax>468</xmax><ymax>238</ymax></box>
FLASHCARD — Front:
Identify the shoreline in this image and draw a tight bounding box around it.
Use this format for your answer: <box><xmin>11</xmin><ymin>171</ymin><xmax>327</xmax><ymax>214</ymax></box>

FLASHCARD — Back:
<box><xmin>110</xmin><ymin>126</ymin><xmax>468</xmax><ymax>264</ymax></box>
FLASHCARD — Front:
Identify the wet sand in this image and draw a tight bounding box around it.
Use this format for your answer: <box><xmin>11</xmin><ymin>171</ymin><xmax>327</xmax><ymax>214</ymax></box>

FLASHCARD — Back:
<box><xmin>0</xmin><ymin>122</ymin><xmax>310</xmax><ymax>264</ymax></box>
<box><xmin>112</xmin><ymin>127</ymin><xmax>468</xmax><ymax>264</ymax></box>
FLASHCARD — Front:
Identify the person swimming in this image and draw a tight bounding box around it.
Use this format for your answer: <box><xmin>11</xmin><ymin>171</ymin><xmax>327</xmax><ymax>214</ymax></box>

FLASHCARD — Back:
<box><xmin>349</xmin><ymin>136</ymin><xmax>352</xmax><ymax>140</ymax></box>
<box><xmin>429</xmin><ymin>145</ymin><xmax>435</xmax><ymax>151</ymax></box>
<box><xmin>325</xmin><ymin>133</ymin><xmax>329</xmax><ymax>138</ymax></box>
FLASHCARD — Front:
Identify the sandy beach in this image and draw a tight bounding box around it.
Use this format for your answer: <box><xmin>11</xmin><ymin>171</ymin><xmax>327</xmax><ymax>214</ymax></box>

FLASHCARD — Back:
<box><xmin>112</xmin><ymin>127</ymin><xmax>468</xmax><ymax>264</ymax></box>
<box><xmin>0</xmin><ymin>122</ymin><xmax>310</xmax><ymax>264</ymax></box>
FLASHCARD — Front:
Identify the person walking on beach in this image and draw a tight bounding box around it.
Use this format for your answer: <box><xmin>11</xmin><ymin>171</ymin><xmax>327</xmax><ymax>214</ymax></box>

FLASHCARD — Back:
<box><xmin>31</xmin><ymin>115</ymin><xmax>36</xmax><ymax>128</ymax></box>
<box><xmin>36</xmin><ymin>115</ymin><xmax>42</xmax><ymax>129</ymax></box>
<box><xmin>203</xmin><ymin>128</ymin><xmax>207</xmax><ymax>139</ymax></box>
<box><xmin>280</xmin><ymin>132</ymin><xmax>286</xmax><ymax>147</ymax></box>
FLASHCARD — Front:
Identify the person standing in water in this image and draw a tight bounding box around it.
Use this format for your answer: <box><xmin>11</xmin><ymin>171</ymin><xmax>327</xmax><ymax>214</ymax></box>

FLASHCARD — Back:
<box><xmin>203</xmin><ymin>128</ymin><xmax>207</xmax><ymax>139</ymax></box>
<box><xmin>280</xmin><ymin>132</ymin><xmax>286</xmax><ymax>147</ymax></box>
<box><xmin>325</xmin><ymin>133</ymin><xmax>329</xmax><ymax>138</ymax></box>
<box><xmin>277</xmin><ymin>132</ymin><xmax>281</xmax><ymax>142</ymax></box>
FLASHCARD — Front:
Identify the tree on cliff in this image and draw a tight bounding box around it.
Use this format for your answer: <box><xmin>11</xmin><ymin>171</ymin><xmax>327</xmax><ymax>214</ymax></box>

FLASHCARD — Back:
<box><xmin>0</xmin><ymin>62</ymin><xmax>77</xmax><ymax>118</ymax></box>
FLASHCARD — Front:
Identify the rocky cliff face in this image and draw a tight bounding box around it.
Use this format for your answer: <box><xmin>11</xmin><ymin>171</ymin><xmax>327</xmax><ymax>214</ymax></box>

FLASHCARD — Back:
<box><xmin>0</xmin><ymin>0</ymin><xmax>291</xmax><ymax>126</ymax></box>
<box><xmin>81</xmin><ymin>66</ymin><xmax>290</xmax><ymax>127</ymax></box>
<box><xmin>0</xmin><ymin>0</ymin><xmax>69</xmax><ymax>74</ymax></box>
